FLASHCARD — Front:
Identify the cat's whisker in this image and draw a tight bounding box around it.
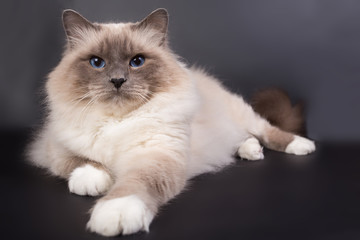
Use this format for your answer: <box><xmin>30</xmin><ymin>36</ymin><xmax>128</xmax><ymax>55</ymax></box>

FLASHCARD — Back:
<box><xmin>76</xmin><ymin>95</ymin><xmax>102</xmax><ymax>125</ymax></box>
<box><xmin>70</xmin><ymin>92</ymin><xmax>93</xmax><ymax>105</ymax></box>
<box><xmin>131</xmin><ymin>92</ymin><xmax>152</xmax><ymax>105</ymax></box>
<box><xmin>64</xmin><ymin>91</ymin><xmax>100</xmax><ymax>117</ymax></box>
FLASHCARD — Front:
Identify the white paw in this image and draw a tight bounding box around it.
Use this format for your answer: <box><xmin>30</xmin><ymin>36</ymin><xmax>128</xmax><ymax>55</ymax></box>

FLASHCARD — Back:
<box><xmin>238</xmin><ymin>137</ymin><xmax>264</xmax><ymax>161</ymax></box>
<box><xmin>87</xmin><ymin>195</ymin><xmax>154</xmax><ymax>237</ymax></box>
<box><xmin>285</xmin><ymin>136</ymin><xmax>316</xmax><ymax>155</ymax></box>
<box><xmin>68</xmin><ymin>164</ymin><xmax>113</xmax><ymax>196</ymax></box>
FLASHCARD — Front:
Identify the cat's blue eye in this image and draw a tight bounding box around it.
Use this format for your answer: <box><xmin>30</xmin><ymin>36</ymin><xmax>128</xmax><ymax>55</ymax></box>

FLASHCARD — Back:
<box><xmin>129</xmin><ymin>55</ymin><xmax>145</xmax><ymax>68</ymax></box>
<box><xmin>90</xmin><ymin>56</ymin><xmax>106</xmax><ymax>69</ymax></box>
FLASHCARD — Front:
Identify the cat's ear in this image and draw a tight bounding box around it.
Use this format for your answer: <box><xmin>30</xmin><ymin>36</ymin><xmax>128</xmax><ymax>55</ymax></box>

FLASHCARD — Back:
<box><xmin>134</xmin><ymin>9</ymin><xmax>169</xmax><ymax>46</ymax></box>
<box><xmin>62</xmin><ymin>9</ymin><xmax>97</xmax><ymax>47</ymax></box>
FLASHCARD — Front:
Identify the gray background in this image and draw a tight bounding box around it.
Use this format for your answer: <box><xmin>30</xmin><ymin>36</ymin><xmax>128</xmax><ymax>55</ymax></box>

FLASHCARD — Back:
<box><xmin>1</xmin><ymin>0</ymin><xmax>360</xmax><ymax>141</ymax></box>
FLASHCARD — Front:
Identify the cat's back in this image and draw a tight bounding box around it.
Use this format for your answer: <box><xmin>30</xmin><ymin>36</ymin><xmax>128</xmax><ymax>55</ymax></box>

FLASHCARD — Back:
<box><xmin>189</xmin><ymin>68</ymin><xmax>229</xmax><ymax>99</ymax></box>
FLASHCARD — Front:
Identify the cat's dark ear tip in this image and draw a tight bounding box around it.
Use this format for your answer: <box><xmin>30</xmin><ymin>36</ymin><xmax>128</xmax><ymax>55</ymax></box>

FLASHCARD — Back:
<box><xmin>63</xmin><ymin>9</ymin><xmax>76</xmax><ymax>16</ymax></box>
<box><xmin>152</xmin><ymin>8</ymin><xmax>169</xmax><ymax>18</ymax></box>
<box><xmin>62</xmin><ymin>9</ymin><xmax>81</xmax><ymax>20</ymax></box>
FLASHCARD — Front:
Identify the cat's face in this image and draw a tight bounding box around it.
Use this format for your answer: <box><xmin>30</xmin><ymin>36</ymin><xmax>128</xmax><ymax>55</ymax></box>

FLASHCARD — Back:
<box><xmin>50</xmin><ymin>9</ymin><xmax>181</xmax><ymax>112</ymax></box>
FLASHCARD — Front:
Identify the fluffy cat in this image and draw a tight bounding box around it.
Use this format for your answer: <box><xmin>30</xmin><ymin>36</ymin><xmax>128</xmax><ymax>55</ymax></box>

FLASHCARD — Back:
<box><xmin>28</xmin><ymin>9</ymin><xmax>315</xmax><ymax>237</ymax></box>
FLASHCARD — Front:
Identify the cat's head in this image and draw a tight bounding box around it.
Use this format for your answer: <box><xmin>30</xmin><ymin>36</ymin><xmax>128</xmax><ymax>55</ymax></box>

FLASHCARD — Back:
<box><xmin>48</xmin><ymin>9</ymin><xmax>185</xmax><ymax>113</ymax></box>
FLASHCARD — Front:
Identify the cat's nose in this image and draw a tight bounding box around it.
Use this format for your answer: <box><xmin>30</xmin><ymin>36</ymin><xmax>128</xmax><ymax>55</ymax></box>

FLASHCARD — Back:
<box><xmin>110</xmin><ymin>78</ymin><xmax>127</xmax><ymax>89</ymax></box>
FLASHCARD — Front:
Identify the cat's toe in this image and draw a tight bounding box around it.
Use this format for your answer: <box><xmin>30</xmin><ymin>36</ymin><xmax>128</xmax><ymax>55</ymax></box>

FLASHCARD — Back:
<box><xmin>285</xmin><ymin>136</ymin><xmax>316</xmax><ymax>155</ymax></box>
<box><xmin>87</xmin><ymin>195</ymin><xmax>154</xmax><ymax>236</ymax></box>
<box><xmin>238</xmin><ymin>137</ymin><xmax>264</xmax><ymax>161</ymax></box>
<box><xmin>68</xmin><ymin>164</ymin><xmax>113</xmax><ymax>196</ymax></box>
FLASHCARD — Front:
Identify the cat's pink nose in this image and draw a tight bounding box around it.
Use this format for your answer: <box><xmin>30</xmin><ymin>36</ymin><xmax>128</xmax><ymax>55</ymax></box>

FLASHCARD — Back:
<box><xmin>110</xmin><ymin>78</ymin><xmax>126</xmax><ymax>89</ymax></box>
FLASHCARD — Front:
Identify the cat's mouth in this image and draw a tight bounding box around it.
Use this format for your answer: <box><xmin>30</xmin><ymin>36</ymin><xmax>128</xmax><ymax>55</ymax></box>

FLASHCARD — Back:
<box><xmin>106</xmin><ymin>89</ymin><xmax>126</xmax><ymax>98</ymax></box>
<box><xmin>98</xmin><ymin>88</ymin><xmax>135</xmax><ymax>102</ymax></box>
<box><xmin>92</xmin><ymin>85</ymin><xmax>151</xmax><ymax>105</ymax></box>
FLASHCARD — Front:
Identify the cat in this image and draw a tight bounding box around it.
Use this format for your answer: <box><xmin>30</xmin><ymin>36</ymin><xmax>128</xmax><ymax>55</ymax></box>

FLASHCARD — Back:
<box><xmin>27</xmin><ymin>8</ymin><xmax>315</xmax><ymax>237</ymax></box>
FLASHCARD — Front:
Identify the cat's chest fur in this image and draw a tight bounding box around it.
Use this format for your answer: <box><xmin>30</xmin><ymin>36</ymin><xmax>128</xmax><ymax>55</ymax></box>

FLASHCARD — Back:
<box><xmin>50</xmin><ymin>91</ymin><xmax>196</xmax><ymax>166</ymax></box>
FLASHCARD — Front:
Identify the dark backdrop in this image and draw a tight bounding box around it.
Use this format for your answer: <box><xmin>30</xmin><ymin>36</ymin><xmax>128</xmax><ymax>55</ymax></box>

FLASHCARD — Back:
<box><xmin>1</xmin><ymin>0</ymin><xmax>360</xmax><ymax>141</ymax></box>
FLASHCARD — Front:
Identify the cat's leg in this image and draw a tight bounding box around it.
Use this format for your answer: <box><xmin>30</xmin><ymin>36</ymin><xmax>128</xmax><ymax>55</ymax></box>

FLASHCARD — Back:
<box><xmin>228</xmin><ymin>94</ymin><xmax>315</xmax><ymax>155</ymax></box>
<box><xmin>87</xmin><ymin>151</ymin><xmax>186</xmax><ymax>236</ymax></box>
<box><xmin>51</xmin><ymin>146</ymin><xmax>113</xmax><ymax>196</ymax></box>
<box><xmin>259</xmin><ymin>125</ymin><xmax>315</xmax><ymax>155</ymax></box>
<box><xmin>67</xmin><ymin>160</ymin><xmax>113</xmax><ymax>196</ymax></box>
<box><xmin>238</xmin><ymin>137</ymin><xmax>264</xmax><ymax>160</ymax></box>
<box><xmin>246</xmin><ymin>116</ymin><xmax>315</xmax><ymax>155</ymax></box>
<box><xmin>28</xmin><ymin>131</ymin><xmax>113</xmax><ymax>196</ymax></box>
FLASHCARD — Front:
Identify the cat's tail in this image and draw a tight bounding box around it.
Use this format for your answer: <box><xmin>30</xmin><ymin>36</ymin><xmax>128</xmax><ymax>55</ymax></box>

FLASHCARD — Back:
<box><xmin>250</xmin><ymin>88</ymin><xmax>306</xmax><ymax>136</ymax></box>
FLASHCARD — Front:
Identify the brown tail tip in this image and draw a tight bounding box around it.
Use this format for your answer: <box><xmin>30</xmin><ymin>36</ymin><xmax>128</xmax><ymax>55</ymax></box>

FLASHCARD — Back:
<box><xmin>251</xmin><ymin>88</ymin><xmax>306</xmax><ymax>136</ymax></box>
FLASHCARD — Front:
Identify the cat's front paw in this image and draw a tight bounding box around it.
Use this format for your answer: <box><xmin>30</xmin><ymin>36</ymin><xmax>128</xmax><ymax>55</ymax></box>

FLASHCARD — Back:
<box><xmin>238</xmin><ymin>137</ymin><xmax>264</xmax><ymax>160</ymax></box>
<box><xmin>87</xmin><ymin>195</ymin><xmax>154</xmax><ymax>236</ymax></box>
<box><xmin>285</xmin><ymin>136</ymin><xmax>316</xmax><ymax>155</ymax></box>
<box><xmin>68</xmin><ymin>164</ymin><xmax>113</xmax><ymax>196</ymax></box>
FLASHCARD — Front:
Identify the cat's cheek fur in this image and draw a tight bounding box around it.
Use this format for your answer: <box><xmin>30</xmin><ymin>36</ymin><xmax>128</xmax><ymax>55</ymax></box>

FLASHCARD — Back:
<box><xmin>68</xmin><ymin>164</ymin><xmax>113</xmax><ymax>196</ymax></box>
<box><xmin>87</xmin><ymin>195</ymin><xmax>154</xmax><ymax>236</ymax></box>
<box><xmin>285</xmin><ymin>135</ymin><xmax>316</xmax><ymax>155</ymax></box>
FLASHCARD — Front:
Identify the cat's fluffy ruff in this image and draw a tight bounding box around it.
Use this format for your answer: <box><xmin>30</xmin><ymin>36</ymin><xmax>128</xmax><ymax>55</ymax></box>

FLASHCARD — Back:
<box><xmin>28</xmin><ymin>9</ymin><xmax>315</xmax><ymax>237</ymax></box>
